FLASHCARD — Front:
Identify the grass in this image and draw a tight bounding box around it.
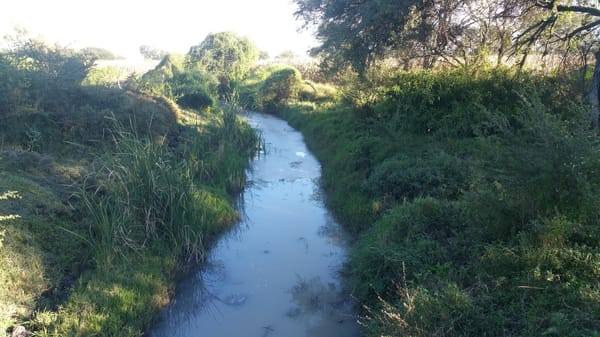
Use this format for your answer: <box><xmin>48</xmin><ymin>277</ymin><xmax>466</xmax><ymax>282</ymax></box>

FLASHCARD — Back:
<box><xmin>0</xmin><ymin>92</ymin><xmax>258</xmax><ymax>336</ymax></box>
<box><xmin>0</xmin><ymin>165</ymin><xmax>88</xmax><ymax>335</ymax></box>
<box><xmin>241</xmin><ymin>65</ymin><xmax>600</xmax><ymax>336</ymax></box>
<box><xmin>0</xmin><ymin>40</ymin><xmax>261</xmax><ymax>336</ymax></box>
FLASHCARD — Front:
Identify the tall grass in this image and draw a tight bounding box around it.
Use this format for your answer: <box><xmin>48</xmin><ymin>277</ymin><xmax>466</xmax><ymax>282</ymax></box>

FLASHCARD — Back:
<box><xmin>28</xmin><ymin>105</ymin><xmax>258</xmax><ymax>336</ymax></box>
<box><xmin>1</xmin><ymin>41</ymin><xmax>260</xmax><ymax>336</ymax></box>
<box><xmin>80</xmin><ymin>116</ymin><xmax>243</xmax><ymax>267</ymax></box>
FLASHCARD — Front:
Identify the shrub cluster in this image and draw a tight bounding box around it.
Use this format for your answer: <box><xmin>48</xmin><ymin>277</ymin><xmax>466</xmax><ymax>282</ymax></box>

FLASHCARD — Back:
<box><xmin>0</xmin><ymin>38</ymin><xmax>259</xmax><ymax>337</ymax></box>
<box><xmin>136</xmin><ymin>54</ymin><xmax>218</xmax><ymax>112</ymax></box>
<box><xmin>238</xmin><ymin>64</ymin><xmax>305</xmax><ymax>113</ymax></box>
<box><xmin>273</xmin><ymin>67</ymin><xmax>600</xmax><ymax>337</ymax></box>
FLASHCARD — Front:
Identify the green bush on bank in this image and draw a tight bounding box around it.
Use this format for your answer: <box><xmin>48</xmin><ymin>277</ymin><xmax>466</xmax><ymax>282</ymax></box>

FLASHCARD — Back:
<box><xmin>25</xmin><ymin>101</ymin><xmax>259</xmax><ymax>336</ymax></box>
<box><xmin>244</xmin><ymin>66</ymin><xmax>600</xmax><ymax>336</ymax></box>
<box><xmin>0</xmin><ymin>41</ymin><xmax>259</xmax><ymax>336</ymax></box>
<box><xmin>135</xmin><ymin>54</ymin><xmax>218</xmax><ymax>112</ymax></box>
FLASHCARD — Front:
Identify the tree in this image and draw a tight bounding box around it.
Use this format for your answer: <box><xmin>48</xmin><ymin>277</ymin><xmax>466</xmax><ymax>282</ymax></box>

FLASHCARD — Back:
<box><xmin>139</xmin><ymin>45</ymin><xmax>167</xmax><ymax>61</ymax></box>
<box><xmin>295</xmin><ymin>0</ymin><xmax>482</xmax><ymax>71</ymax></box>
<box><xmin>80</xmin><ymin>47</ymin><xmax>120</xmax><ymax>61</ymax></box>
<box><xmin>3</xmin><ymin>29</ymin><xmax>95</xmax><ymax>111</ymax></box>
<box><xmin>295</xmin><ymin>0</ymin><xmax>600</xmax><ymax>127</ymax></box>
<box><xmin>187</xmin><ymin>32</ymin><xmax>259</xmax><ymax>96</ymax></box>
<box><xmin>505</xmin><ymin>1</ymin><xmax>600</xmax><ymax>128</ymax></box>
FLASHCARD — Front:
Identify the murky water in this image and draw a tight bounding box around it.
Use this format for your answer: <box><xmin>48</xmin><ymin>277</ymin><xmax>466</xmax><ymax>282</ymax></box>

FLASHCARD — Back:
<box><xmin>150</xmin><ymin>112</ymin><xmax>361</xmax><ymax>337</ymax></box>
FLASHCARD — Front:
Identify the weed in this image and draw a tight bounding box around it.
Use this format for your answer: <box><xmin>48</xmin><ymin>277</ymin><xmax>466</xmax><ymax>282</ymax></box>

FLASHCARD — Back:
<box><xmin>256</xmin><ymin>66</ymin><xmax>600</xmax><ymax>336</ymax></box>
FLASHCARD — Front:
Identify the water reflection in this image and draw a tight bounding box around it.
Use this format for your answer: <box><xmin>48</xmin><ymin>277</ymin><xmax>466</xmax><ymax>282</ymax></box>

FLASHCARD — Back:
<box><xmin>287</xmin><ymin>276</ymin><xmax>360</xmax><ymax>337</ymax></box>
<box><xmin>150</xmin><ymin>112</ymin><xmax>360</xmax><ymax>337</ymax></box>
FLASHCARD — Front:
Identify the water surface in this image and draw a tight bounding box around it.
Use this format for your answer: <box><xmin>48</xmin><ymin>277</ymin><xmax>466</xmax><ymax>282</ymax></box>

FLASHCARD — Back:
<box><xmin>150</xmin><ymin>112</ymin><xmax>360</xmax><ymax>337</ymax></box>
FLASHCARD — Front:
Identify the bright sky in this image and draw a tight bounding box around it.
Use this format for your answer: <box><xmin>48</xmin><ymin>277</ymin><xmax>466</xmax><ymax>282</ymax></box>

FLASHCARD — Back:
<box><xmin>0</xmin><ymin>0</ymin><xmax>317</xmax><ymax>60</ymax></box>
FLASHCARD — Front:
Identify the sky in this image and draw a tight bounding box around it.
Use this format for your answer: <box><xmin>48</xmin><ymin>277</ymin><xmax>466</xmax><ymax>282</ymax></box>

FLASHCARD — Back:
<box><xmin>0</xmin><ymin>0</ymin><xmax>318</xmax><ymax>60</ymax></box>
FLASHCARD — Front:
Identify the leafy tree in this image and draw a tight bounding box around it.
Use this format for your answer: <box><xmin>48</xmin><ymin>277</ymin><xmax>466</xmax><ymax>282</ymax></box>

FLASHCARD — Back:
<box><xmin>295</xmin><ymin>0</ymin><xmax>600</xmax><ymax>128</ymax></box>
<box><xmin>259</xmin><ymin>51</ymin><xmax>270</xmax><ymax>61</ymax></box>
<box><xmin>0</xmin><ymin>53</ymin><xmax>29</xmax><ymax>115</ymax></box>
<box><xmin>139</xmin><ymin>45</ymin><xmax>167</xmax><ymax>61</ymax></box>
<box><xmin>294</xmin><ymin>1</ymin><xmax>599</xmax><ymax>70</ymax></box>
<box><xmin>502</xmin><ymin>1</ymin><xmax>600</xmax><ymax>128</ymax></box>
<box><xmin>187</xmin><ymin>32</ymin><xmax>259</xmax><ymax>96</ymax></box>
<box><xmin>3</xmin><ymin>30</ymin><xmax>95</xmax><ymax>111</ymax></box>
<box><xmin>259</xmin><ymin>66</ymin><xmax>302</xmax><ymax>112</ymax></box>
<box><xmin>294</xmin><ymin>0</ymin><xmax>475</xmax><ymax>71</ymax></box>
<box><xmin>80</xmin><ymin>47</ymin><xmax>120</xmax><ymax>61</ymax></box>
<box><xmin>276</xmin><ymin>50</ymin><xmax>297</xmax><ymax>62</ymax></box>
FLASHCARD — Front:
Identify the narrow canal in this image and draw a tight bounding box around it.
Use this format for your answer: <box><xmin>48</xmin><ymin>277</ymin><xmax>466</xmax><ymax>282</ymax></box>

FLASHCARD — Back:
<box><xmin>150</xmin><ymin>111</ymin><xmax>361</xmax><ymax>337</ymax></box>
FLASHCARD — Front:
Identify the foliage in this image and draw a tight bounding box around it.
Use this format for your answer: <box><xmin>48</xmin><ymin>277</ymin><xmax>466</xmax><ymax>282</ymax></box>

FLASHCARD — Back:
<box><xmin>28</xmin><ymin>106</ymin><xmax>258</xmax><ymax>336</ymax></box>
<box><xmin>274</xmin><ymin>67</ymin><xmax>600</xmax><ymax>337</ymax></box>
<box><xmin>80</xmin><ymin>121</ymin><xmax>232</xmax><ymax>265</ymax></box>
<box><xmin>258</xmin><ymin>66</ymin><xmax>302</xmax><ymax>113</ymax></box>
<box><xmin>188</xmin><ymin>32</ymin><xmax>259</xmax><ymax>96</ymax></box>
<box><xmin>238</xmin><ymin>64</ymin><xmax>340</xmax><ymax>114</ymax></box>
<box><xmin>79</xmin><ymin>47</ymin><xmax>120</xmax><ymax>61</ymax></box>
<box><xmin>171</xmin><ymin>71</ymin><xmax>217</xmax><ymax>110</ymax></box>
<box><xmin>0</xmin><ymin>84</ymin><xmax>178</xmax><ymax>154</ymax></box>
<box><xmin>294</xmin><ymin>0</ymin><xmax>600</xmax><ymax>72</ymax></box>
<box><xmin>82</xmin><ymin>65</ymin><xmax>126</xmax><ymax>87</ymax></box>
<box><xmin>139</xmin><ymin>45</ymin><xmax>167</xmax><ymax>61</ymax></box>
<box><xmin>294</xmin><ymin>0</ymin><xmax>420</xmax><ymax>72</ymax></box>
<box><xmin>0</xmin><ymin>34</ymin><xmax>259</xmax><ymax>337</ymax></box>
<box><xmin>136</xmin><ymin>53</ymin><xmax>218</xmax><ymax>111</ymax></box>
<box><xmin>365</xmin><ymin>150</ymin><xmax>468</xmax><ymax>202</ymax></box>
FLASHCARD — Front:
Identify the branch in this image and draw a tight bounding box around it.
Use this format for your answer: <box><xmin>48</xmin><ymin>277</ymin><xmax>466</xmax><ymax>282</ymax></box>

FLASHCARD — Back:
<box><xmin>567</xmin><ymin>19</ymin><xmax>600</xmax><ymax>39</ymax></box>
<box><xmin>556</xmin><ymin>4</ymin><xmax>600</xmax><ymax>17</ymax></box>
<box><xmin>514</xmin><ymin>16</ymin><xmax>557</xmax><ymax>46</ymax></box>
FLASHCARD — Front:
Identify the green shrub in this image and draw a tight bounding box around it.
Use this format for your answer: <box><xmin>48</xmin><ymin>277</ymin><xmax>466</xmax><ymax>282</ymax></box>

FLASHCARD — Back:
<box><xmin>463</xmin><ymin>92</ymin><xmax>600</xmax><ymax>242</ymax></box>
<box><xmin>365</xmin><ymin>150</ymin><xmax>468</xmax><ymax>202</ymax></box>
<box><xmin>372</xmin><ymin>67</ymin><xmax>548</xmax><ymax>137</ymax></box>
<box><xmin>259</xmin><ymin>66</ymin><xmax>302</xmax><ymax>113</ymax></box>
<box><xmin>351</xmin><ymin>198</ymin><xmax>466</xmax><ymax>301</ymax></box>
<box><xmin>172</xmin><ymin>72</ymin><xmax>217</xmax><ymax>110</ymax></box>
<box><xmin>135</xmin><ymin>54</ymin><xmax>218</xmax><ymax>111</ymax></box>
<box><xmin>279</xmin><ymin>65</ymin><xmax>600</xmax><ymax>337</ymax></box>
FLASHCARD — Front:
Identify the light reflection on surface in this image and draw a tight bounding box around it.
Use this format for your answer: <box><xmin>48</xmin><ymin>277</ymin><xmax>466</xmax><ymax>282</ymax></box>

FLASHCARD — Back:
<box><xmin>150</xmin><ymin>112</ymin><xmax>360</xmax><ymax>337</ymax></box>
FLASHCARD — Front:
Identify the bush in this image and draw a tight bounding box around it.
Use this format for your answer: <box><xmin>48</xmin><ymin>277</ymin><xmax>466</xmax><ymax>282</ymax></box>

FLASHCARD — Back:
<box><xmin>136</xmin><ymin>55</ymin><xmax>218</xmax><ymax>111</ymax></box>
<box><xmin>371</xmin><ymin>67</ymin><xmax>546</xmax><ymax>137</ymax></box>
<box><xmin>259</xmin><ymin>66</ymin><xmax>302</xmax><ymax>113</ymax></box>
<box><xmin>463</xmin><ymin>92</ymin><xmax>600</xmax><ymax>242</ymax></box>
<box><xmin>172</xmin><ymin>72</ymin><xmax>217</xmax><ymax>110</ymax></box>
<box><xmin>351</xmin><ymin>198</ymin><xmax>466</xmax><ymax>300</ymax></box>
<box><xmin>365</xmin><ymin>150</ymin><xmax>468</xmax><ymax>202</ymax></box>
<box><xmin>279</xmin><ymin>65</ymin><xmax>600</xmax><ymax>337</ymax></box>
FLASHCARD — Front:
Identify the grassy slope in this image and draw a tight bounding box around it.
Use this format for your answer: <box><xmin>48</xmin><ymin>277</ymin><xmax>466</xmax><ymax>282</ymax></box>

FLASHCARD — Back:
<box><xmin>0</xmin><ymin>86</ymin><xmax>257</xmax><ymax>336</ymax></box>
<box><xmin>272</xmin><ymin>67</ymin><xmax>600</xmax><ymax>336</ymax></box>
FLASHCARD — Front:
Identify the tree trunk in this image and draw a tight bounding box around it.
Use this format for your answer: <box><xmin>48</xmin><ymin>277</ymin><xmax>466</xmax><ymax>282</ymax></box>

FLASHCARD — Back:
<box><xmin>588</xmin><ymin>49</ymin><xmax>600</xmax><ymax>131</ymax></box>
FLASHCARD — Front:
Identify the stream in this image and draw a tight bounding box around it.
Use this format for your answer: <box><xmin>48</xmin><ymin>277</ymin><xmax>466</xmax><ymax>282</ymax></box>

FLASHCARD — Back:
<box><xmin>150</xmin><ymin>111</ymin><xmax>361</xmax><ymax>337</ymax></box>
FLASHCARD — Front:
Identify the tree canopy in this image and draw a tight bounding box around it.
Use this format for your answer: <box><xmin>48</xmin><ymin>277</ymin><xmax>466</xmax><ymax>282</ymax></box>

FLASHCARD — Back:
<box><xmin>187</xmin><ymin>32</ymin><xmax>259</xmax><ymax>96</ymax></box>
<box><xmin>139</xmin><ymin>45</ymin><xmax>167</xmax><ymax>61</ymax></box>
<box><xmin>294</xmin><ymin>0</ymin><xmax>600</xmax><ymax>71</ymax></box>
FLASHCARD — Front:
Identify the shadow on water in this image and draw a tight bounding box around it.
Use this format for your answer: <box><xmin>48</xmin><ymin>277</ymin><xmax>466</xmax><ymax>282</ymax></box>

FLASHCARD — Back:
<box><xmin>286</xmin><ymin>275</ymin><xmax>359</xmax><ymax>336</ymax></box>
<box><xmin>150</xmin><ymin>112</ymin><xmax>361</xmax><ymax>337</ymax></box>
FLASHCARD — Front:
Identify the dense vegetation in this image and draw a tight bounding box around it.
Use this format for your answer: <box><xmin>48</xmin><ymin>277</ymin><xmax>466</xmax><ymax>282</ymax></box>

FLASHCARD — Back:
<box><xmin>255</xmin><ymin>2</ymin><xmax>599</xmax><ymax>335</ymax></box>
<box><xmin>232</xmin><ymin>0</ymin><xmax>600</xmax><ymax>331</ymax></box>
<box><xmin>239</xmin><ymin>60</ymin><xmax>600</xmax><ymax>337</ymax></box>
<box><xmin>0</xmin><ymin>34</ymin><xmax>258</xmax><ymax>336</ymax></box>
<box><xmin>3</xmin><ymin>1</ymin><xmax>600</xmax><ymax>336</ymax></box>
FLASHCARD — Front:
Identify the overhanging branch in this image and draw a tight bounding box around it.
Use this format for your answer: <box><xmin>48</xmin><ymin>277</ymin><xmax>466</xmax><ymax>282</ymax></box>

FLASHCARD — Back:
<box><xmin>556</xmin><ymin>4</ymin><xmax>600</xmax><ymax>17</ymax></box>
<box><xmin>567</xmin><ymin>19</ymin><xmax>600</xmax><ymax>39</ymax></box>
